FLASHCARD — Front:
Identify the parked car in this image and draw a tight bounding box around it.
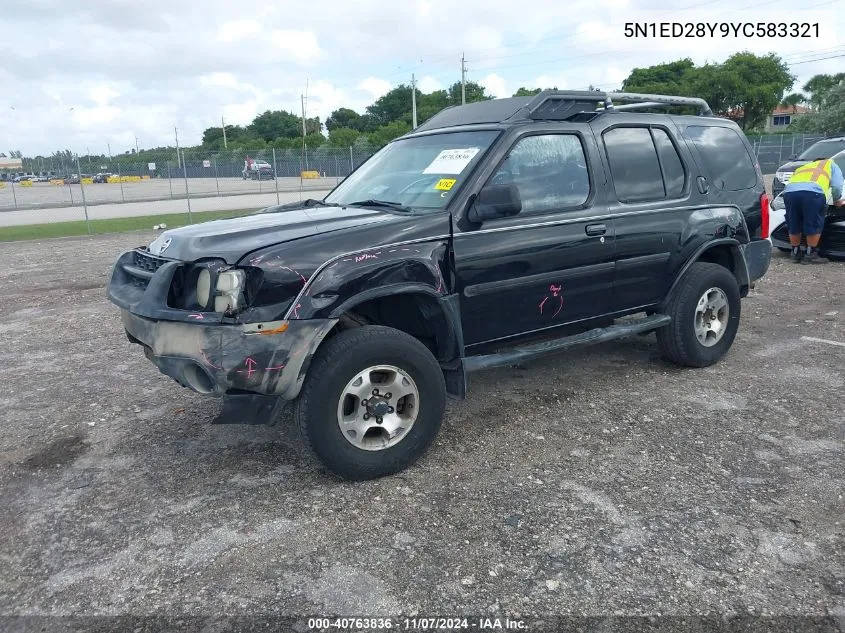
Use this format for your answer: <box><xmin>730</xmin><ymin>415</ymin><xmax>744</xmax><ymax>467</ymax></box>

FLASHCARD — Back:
<box><xmin>93</xmin><ymin>172</ymin><xmax>113</xmax><ymax>183</ymax></box>
<box><xmin>107</xmin><ymin>90</ymin><xmax>771</xmax><ymax>480</ymax></box>
<box><xmin>13</xmin><ymin>174</ymin><xmax>34</xmax><ymax>183</ymax></box>
<box><xmin>773</xmin><ymin>137</ymin><xmax>845</xmax><ymax>197</ymax></box>
<box><xmin>242</xmin><ymin>158</ymin><xmax>275</xmax><ymax>180</ymax></box>
<box><xmin>63</xmin><ymin>174</ymin><xmax>80</xmax><ymax>184</ymax></box>
<box><xmin>769</xmin><ymin>149</ymin><xmax>845</xmax><ymax>259</ymax></box>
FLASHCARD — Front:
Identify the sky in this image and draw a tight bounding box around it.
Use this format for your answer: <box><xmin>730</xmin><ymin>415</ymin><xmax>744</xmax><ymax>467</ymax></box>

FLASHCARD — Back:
<box><xmin>1</xmin><ymin>0</ymin><xmax>842</xmax><ymax>156</ymax></box>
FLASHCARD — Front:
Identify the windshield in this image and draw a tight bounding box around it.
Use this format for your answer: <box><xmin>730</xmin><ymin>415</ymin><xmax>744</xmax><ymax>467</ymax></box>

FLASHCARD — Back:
<box><xmin>798</xmin><ymin>139</ymin><xmax>845</xmax><ymax>160</ymax></box>
<box><xmin>325</xmin><ymin>130</ymin><xmax>500</xmax><ymax>211</ymax></box>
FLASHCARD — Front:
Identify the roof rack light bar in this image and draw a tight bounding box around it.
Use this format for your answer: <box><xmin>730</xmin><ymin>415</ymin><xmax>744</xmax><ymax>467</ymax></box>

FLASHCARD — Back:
<box><xmin>526</xmin><ymin>89</ymin><xmax>713</xmax><ymax>118</ymax></box>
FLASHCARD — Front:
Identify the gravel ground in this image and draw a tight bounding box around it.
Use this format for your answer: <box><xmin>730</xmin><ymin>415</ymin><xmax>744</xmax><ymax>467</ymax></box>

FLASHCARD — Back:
<box><xmin>0</xmin><ymin>231</ymin><xmax>843</xmax><ymax>630</ymax></box>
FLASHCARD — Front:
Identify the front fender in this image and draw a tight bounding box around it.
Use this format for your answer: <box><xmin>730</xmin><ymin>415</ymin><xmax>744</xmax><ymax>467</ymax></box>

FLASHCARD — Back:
<box><xmin>286</xmin><ymin>240</ymin><xmax>451</xmax><ymax>320</ymax></box>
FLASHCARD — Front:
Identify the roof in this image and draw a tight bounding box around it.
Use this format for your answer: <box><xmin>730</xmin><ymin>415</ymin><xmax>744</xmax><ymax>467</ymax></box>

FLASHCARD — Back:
<box><xmin>412</xmin><ymin>90</ymin><xmax>714</xmax><ymax>133</ymax></box>
<box><xmin>772</xmin><ymin>105</ymin><xmax>811</xmax><ymax>115</ymax></box>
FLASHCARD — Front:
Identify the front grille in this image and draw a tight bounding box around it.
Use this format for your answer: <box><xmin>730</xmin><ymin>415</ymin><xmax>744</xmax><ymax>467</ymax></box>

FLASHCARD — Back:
<box><xmin>124</xmin><ymin>249</ymin><xmax>169</xmax><ymax>288</ymax></box>
<box><xmin>134</xmin><ymin>249</ymin><xmax>168</xmax><ymax>273</ymax></box>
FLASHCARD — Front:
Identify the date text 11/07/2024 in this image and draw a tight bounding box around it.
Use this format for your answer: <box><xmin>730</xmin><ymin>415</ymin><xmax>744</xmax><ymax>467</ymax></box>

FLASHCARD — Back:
<box><xmin>624</xmin><ymin>22</ymin><xmax>819</xmax><ymax>38</ymax></box>
<box><xmin>307</xmin><ymin>617</ymin><xmax>528</xmax><ymax>630</ymax></box>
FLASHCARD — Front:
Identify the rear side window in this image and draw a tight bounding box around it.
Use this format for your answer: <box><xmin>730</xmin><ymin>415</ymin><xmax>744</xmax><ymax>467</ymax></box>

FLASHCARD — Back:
<box><xmin>603</xmin><ymin>126</ymin><xmax>687</xmax><ymax>202</ymax></box>
<box><xmin>685</xmin><ymin>125</ymin><xmax>757</xmax><ymax>191</ymax></box>
<box><xmin>652</xmin><ymin>128</ymin><xmax>685</xmax><ymax>197</ymax></box>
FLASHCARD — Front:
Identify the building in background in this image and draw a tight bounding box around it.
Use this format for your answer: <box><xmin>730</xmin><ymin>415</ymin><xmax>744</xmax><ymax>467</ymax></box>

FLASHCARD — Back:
<box><xmin>764</xmin><ymin>105</ymin><xmax>812</xmax><ymax>132</ymax></box>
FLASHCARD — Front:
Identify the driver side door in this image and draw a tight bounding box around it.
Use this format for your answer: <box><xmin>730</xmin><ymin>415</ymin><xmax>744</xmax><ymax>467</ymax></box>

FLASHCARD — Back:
<box><xmin>453</xmin><ymin>128</ymin><xmax>616</xmax><ymax>347</ymax></box>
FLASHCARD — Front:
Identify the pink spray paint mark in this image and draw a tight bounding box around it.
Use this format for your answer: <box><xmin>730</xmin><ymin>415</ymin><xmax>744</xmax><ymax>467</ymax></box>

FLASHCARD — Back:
<box><xmin>292</xmin><ymin>303</ymin><xmax>302</xmax><ymax>319</ymax></box>
<box><xmin>200</xmin><ymin>349</ymin><xmax>223</xmax><ymax>370</ymax></box>
<box><xmin>188</xmin><ymin>314</ymin><xmax>204</xmax><ymax>320</ymax></box>
<box><xmin>266</xmin><ymin>364</ymin><xmax>285</xmax><ymax>372</ymax></box>
<box><xmin>279</xmin><ymin>266</ymin><xmax>307</xmax><ymax>284</ymax></box>
<box><xmin>249</xmin><ymin>255</ymin><xmax>265</xmax><ymax>265</ymax></box>
<box><xmin>355</xmin><ymin>252</ymin><xmax>380</xmax><ymax>263</ymax></box>
<box><xmin>539</xmin><ymin>284</ymin><xmax>564</xmax><ymax>318</ymax></box>
<box><xmin>236</xmin><ymin>357</ymin><xmax>258</xmax><ymax>378</ymax></box>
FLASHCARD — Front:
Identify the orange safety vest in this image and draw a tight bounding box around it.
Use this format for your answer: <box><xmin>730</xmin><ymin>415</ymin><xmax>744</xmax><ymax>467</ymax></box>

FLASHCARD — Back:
<box><xmin>789</xmin><ymin>159</ymin><xmax>833</xmax><ymax>193</ymax></box>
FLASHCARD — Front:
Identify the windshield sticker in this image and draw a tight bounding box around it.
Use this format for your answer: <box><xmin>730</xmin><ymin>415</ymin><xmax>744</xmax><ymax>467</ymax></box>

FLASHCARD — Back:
<box><xmin>423</xmin><ymin>148</ymin><xmax>480</xmax><ymax>174</ymax></box>
<box><xmin>435</xmin><ymin>178</ymin><xmax>457</xmax><ymax>191</ymax></box>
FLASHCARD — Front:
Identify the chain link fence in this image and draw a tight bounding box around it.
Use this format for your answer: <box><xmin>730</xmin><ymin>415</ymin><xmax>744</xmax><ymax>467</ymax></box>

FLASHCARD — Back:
<box><xmin>4</xmin><ymin>132</ymin><xmax>842</xmax><ymax>214</ymax></box>
<box><xmin>0</xmin><ymin>146</ymin><xmax>375</xmax><ymax>212</ymax></box>
<box><xmin>747</xmin><ymin>133</ymin><xmax>833</xmax><ymax>175</ymax></box>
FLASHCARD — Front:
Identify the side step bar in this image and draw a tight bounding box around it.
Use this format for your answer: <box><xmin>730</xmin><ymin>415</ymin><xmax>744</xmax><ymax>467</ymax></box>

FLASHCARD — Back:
<box><xmin>463</xmin><ymin>314</ymin><xmax>672</xmax><ymax>372</ymax></box>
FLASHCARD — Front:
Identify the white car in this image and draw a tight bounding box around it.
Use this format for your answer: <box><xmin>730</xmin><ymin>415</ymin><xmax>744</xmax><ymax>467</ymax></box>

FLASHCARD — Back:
<box><xmin>768</xmin><ymin>149</ymin><xmax>845</xmax><ymax>259</ymax></box>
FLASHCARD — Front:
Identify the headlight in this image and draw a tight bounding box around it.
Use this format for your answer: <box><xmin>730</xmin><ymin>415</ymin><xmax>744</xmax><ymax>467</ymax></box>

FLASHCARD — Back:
<box><xmin>775</xmin><ymin>171</ymin><xmax>785</xmax><ymax>181</ymax></box>
<box><xmin>196</xmin><ymin>269</ymin><xmax>212</xmax><ymax>308</ymax></box>
<box><xmin>193</xmin><ymin>267</ymin><xmax>245</xmax><ymax>312</ymax></box>
<box><xmin>214</xmin><ymin>270</ymin><xmax>244</xmax><ymax>312</ymax></box>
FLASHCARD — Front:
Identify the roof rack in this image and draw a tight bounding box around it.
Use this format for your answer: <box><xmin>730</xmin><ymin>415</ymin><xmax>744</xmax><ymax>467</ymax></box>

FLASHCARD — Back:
<box><xmin>522</xmin><ymin>90</ymin><xmax>713</xmax><ymax>120</ymax></box>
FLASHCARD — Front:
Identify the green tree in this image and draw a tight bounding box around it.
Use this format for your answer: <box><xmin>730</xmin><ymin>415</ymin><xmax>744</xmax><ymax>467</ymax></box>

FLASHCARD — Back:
<box><xmin>326</xmin><ymin>107</ymin><xmax>363</xmax><ymax>131</ymax></box>
<box><xmin>780</xmin><ymin>92</ymin><xmax>806</xmax><ymax>113</ymax></box>
<box><xmin>720</xmin><ymin>52</ymin><xmax>794</xmax><ymax>130</ymax></box>
<box><xmin>247</xmin><ymin>110</ymin><xmax>302</xmax><ymax>141</ymax></box>
<box><xmin>368</xmin><ymin>121</ymin><xmax>411</xmax><ymax>148</ymax></box>
<box><xmin>328</xmin><ymin>127</ymin><xmax>361</xmax><ymax>147</ymax></box>
<box><xmin>802</xmin><ymin>74</ymin><xmax>845</xmax><ymax>110</ymax></box>
<box><xmin>447</xmin><ymin>81</ymin><xmax>492</xmax><ymax>104</ymax></box>
<box><xmin>513</xmin><ymin>87</ymin><xmax>542</xmax><ymax>97</ymax></box>
<box><xmin>622</xmin><ymin>59</ymin><xmax>696</xmax><ymax>95</ymax></box>
<box><xmin>790</xmin><ymin>82</ymin><xmax>845</xmax><ymax>135</ymax></box>
<box><xmin>366</xmin><ymin>84</ymin><xmax>415</xmax><ymax>127</ymax></box>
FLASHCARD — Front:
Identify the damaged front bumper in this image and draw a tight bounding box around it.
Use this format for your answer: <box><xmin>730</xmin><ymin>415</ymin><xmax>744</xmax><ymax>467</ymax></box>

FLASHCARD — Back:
<box><xmin>121</xmin><ymin>310</ymin><xmax>337</xmax><ymax>400</ymax></box>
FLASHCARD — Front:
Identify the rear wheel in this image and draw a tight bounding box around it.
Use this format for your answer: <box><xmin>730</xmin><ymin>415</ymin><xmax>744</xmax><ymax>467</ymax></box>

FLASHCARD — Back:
<box><xmin>295</xmin><ymin>325</ymin><xmax>446</xmax><ymax>480</ymax></box>
<box><xmin>657</xmin><ymin>262</ymin><xmax>741</xmax><ymax>367</ymax></box>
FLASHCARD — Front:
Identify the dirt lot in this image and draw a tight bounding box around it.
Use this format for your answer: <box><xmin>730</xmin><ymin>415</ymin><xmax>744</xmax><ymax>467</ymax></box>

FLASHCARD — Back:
<box><xmin>0</xmin><ymin>232</ymin><xmax>843</xmax><ymax>629</ymax></box>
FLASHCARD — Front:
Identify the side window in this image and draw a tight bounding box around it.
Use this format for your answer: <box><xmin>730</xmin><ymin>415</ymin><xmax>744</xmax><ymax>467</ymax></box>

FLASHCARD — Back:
<box><xmin>603</xmin><ymin>127</ymin><xmax>664</xmax><ymax>202</ymax></box>
<box><xmin>489</xmin><ymin>134</ymin><xmax>590</xmax><ymax>214</ymax></box>
<box><xmin>685</xmin><ymin>125</ymin><xmax>757</xmax><ymax>191</ymax></box>
<box><xmin>652</xmin><ymin>128</ymin><xmax>685</xmax><ymax>198</ymax></box>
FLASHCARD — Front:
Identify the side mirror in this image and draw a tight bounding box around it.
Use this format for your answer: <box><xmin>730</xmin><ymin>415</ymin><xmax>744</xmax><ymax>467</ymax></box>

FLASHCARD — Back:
<box><xmin>468</xmin><ymin>184</ymin><xmax>522</xmax><ymax>223</ymax></box>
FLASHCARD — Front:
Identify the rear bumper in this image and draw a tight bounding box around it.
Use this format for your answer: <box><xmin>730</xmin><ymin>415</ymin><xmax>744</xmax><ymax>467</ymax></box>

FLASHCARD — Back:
<box><xmin>742</xmin><ymin>238</ymin><xmax>772</xmax><ymax>282</ymax></box>
<box><xmin>121</xmin><ymin>310</ymin><xmax>337</xmax><ymax>399</ymax></box>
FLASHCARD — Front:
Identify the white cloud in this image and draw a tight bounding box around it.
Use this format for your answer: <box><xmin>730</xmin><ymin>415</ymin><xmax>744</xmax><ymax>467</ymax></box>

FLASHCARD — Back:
<box><xmin>417</xmin><ymin>76</ymin><xmax>443</xmax><ymax>93</ymax></box>
<box><xmin>0</xmin><ymin>0</ymin><xmax>834</xmax><ymax>154</ymax></box>
<box><xmin>89</xmin><ymin>84</ymin><xmax>121</xmax><ymax>106</ymax></box>
<box><xmin>357</xmin><ymin>77</ymin><xmax>392</xmax><ymax>101</ymax></box>
<box><xmin>534</xmin><ymin>75</ymin><xmax>568</xmax><ymax>90</ymax></box>
<box><xmin>269</xmin><ymin>30</ymin><xmax>323</xmax><ymax>63</ymax></box>
<box><xmin>480</xmin><ymin>73</ymin><xmax>508</xmax><ymax>98</ymax></box>
<box><xmin>217</xmin><ymin>19</ymin><xmax>262</xmax><ymax>43</ymax></box>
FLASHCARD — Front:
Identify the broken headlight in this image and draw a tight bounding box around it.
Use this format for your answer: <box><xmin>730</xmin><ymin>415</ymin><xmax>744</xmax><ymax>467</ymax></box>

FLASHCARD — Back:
<box><xmin>195</xmin><ymin>268</ymin><xmax>245</xmax><ymax>312</ymax></box>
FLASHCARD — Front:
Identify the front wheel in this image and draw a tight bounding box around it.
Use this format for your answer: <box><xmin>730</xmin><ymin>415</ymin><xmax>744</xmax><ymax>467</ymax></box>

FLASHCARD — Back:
<box><xmin>295</xmin><ymin>326</ymin><xmax>446</xmax><ymax>480</ymax></box>
<box><xmin>657</xmin><ymin>262</ymin><xmax>741</xmax><ymax>367</ymax></box>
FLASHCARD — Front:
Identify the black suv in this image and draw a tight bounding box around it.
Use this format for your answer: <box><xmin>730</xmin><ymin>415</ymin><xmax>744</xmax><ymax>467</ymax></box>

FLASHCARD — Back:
<box><xmin>107</xmin><ymin>90</ymin><xmax>772</xmax><ymax>480</ymax></box>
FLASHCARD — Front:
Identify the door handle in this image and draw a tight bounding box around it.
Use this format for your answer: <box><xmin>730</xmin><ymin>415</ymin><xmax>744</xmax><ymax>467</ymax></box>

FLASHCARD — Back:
<box><xmin>585</xmin><ymin>223</ymin><xmax>606</xmax><ymax>236</ymax></box>
<box><xmin>697</xmin><ymin>176</ymin><xmax>709</xmax><ymax>194</ymax></box>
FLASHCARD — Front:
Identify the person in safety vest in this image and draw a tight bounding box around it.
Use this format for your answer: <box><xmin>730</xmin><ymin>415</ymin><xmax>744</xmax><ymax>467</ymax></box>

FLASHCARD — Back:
<box><xmin>782</xmin><ymin>158</ymin><xmax>845</xmax><ymax>264</ymax></box>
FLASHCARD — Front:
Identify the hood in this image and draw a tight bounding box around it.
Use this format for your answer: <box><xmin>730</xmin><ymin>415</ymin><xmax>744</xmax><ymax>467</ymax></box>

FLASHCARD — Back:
<box><xmin>777</xmin><ymin>159</ymin><xmax>811</xmax><ymax>173</ymax></box>
<box><xmin>146</xmin><ymin>206</ymin><xmax>406</xmax><ymax>263</ymax></box>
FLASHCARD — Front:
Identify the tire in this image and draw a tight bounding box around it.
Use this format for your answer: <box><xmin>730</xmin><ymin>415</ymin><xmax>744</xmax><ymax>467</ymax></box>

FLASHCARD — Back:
<box><xmin>656</xmin><ymin>262</ymin><xmax>741</xmax><ymax>368</ymax></box>
<box><xmin>295</xmin><ymin>325</ymin><xmax>446</xmax><ymax>480</ymax></box>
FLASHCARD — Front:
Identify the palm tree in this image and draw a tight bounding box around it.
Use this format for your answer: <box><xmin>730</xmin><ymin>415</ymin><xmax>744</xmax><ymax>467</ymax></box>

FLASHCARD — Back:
<box><xmin>780</xmin><ymin>93</ymin><xmax>806</xmax><ymax>113</ymax></box>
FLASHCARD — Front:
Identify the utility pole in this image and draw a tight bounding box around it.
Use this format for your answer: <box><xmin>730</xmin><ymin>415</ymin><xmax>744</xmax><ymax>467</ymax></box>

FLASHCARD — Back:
<box><xmin>174</xmin><ymin>126</ymin><xmax>181</xmax><ymax>169</ymax></box>
<box><xmin>134</xmin><ymin>134</ymin><xmax>139</xmax><ymax>153</ymax></box>
<box><xmin>461</xmin><ymin>52</ymin><xmax>467</xmax><ymax>105</ymax></box>
<box><xmin>107</xmin><ymin>143</ymin><xmax>111</xmax><ymax>160</ymax></box>
<box><xmin>221</xmin><ymin>115</ymin><xmax>228</xmax><ymax>149</ymax></box>
<box><xmin>301</xmin><ymin>91</ymin><xmax>309</xmax><ymax>171</ymax></box>
<box><xmin>411</xmin><ymin>73</ymin><xmax>418</xmax><ymax>129</ymax></box>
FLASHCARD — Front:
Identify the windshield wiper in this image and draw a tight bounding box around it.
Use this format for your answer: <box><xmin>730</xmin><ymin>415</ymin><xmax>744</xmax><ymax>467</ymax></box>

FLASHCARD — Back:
<box><xmin>346</xmin><ymin>199</ymin><xmax>413</xmax><ymax>213</ymax></box>
<box><xmin>261</xmin><ymin>198</ymin><xmax>341</xmax><ymax>213</ymax></box>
